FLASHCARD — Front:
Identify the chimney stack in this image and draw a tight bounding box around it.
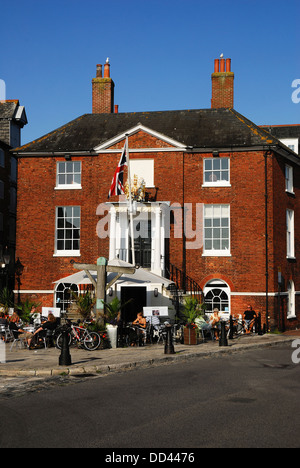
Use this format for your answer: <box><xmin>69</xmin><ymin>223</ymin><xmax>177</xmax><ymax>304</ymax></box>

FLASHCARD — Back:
<box><xmin>211</xmin><ymin>56</ymin><xmax>234</xmax><ymax>109</ymax></box>
<box><xmin>92</xmin><ymin>59</ymin><xmax>115</xmax><ymax>114</ymax></box>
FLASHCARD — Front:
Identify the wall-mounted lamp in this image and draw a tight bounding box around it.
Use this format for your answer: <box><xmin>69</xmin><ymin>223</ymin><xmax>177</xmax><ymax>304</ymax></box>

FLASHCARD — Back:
<box><xmin>154</xmin><ymin>288</ymin><xmax>158</xmax><ymax>297</ymax></box>
<box><xmin>3</xmin><ymin>246</ymin><xmax>10</xmax><ymax>266</ymax></box>
<box><xmin>108</xmin><ymin>287</ymin><xmax>113</xmax><ymax>297</ymax></box>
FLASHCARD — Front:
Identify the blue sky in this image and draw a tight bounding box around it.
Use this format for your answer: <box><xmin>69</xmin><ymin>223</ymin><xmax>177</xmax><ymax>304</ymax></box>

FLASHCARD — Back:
<box><xmin>1</xmin><ymin>0</ymin><xmax>299</xmax><ymax>145</ymax></box>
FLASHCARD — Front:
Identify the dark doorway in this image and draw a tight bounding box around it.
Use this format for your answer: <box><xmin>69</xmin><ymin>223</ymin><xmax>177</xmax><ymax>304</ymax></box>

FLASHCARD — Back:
<box><xmin>121</xmin><ymin>287</ymin><xmax>147</xmax><ymax>322</ymax></box>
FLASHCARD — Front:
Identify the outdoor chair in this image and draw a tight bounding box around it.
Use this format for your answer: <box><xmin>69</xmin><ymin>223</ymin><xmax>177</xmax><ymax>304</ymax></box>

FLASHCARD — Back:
<box><xmin>37</xmin><ymin>329</ymin><xmax>48</xmax><ymax>349</ymax></box>
<box><xmin>152</xmin><ymin>324</ymin><xmax>167</xmax><ymax>344</ymax></box>
<box><xmin>10</xmin><ymin>330</ymin><xmax>28</xmax><ymax>351</ymax></box>
<box><xmin>136</xmin><ymin>327</ymin><xmax>147</xmax><ymax>346</ymax></box>
<box><xmin>31</xmin><ymin>329</ymin><xmax>51</xmax><ymax>349</ymax></box>
<box><xmin>5</xmin><ymin>327</ymin><xmax>14</xmax><ymax>343</ymax></box>
<box><xmin>198</xmin><ymin>323</ymin><xmax>214</xmax><ymax>342</ymax></box>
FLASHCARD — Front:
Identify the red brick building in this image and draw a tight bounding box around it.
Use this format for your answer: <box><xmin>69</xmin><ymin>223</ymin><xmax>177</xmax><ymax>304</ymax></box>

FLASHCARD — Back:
<box><xmin>13</xmin><ymin>58</ymin><xmax>300</xmax><ymax>331</ymax></box>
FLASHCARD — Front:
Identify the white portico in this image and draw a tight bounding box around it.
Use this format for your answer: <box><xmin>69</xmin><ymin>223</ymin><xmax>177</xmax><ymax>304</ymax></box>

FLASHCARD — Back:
<box><xmin>107</xmin><ymin>201</ymin><xmax>170</xmax><ymax>277</ymax></box>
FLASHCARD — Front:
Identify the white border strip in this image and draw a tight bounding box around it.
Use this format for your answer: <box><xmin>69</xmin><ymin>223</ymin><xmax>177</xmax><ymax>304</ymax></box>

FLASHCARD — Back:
<box><xmin>94</xmin><ymin>124</ymin><xmax>187</xmax><ymax>152</ymax></box>
<box><xmin>14</xmin><ymin>290</ymin><xmax>54</xmax><ymax>294</ymax></box>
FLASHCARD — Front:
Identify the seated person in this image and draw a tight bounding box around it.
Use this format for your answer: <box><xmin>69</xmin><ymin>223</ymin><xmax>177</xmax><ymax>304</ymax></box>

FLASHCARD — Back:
<box><xmin>0</xmin><ymin>312</ymin><xmax>8</xmax><ymax>326</ymax></box>
<box><xmin>195</xmin><ymin>315</ymin><xmax>210</xmax><ymax>330</ymax></box>
<box><xmin>209</xmin><ymin>308</ymin><xmax>221</xmax><ymax>340</ymax></box>
<box><xmin>132</xmin><ymin>312</ymin><xmax>147</xmax><ymax>346</ymax></box>
<box><xmin>151</xmin><ymin>311</ymin><xmax>161</xmax><ymax>330</ymax></box>
<box><xmin>29</xmin><ymin>305</ymin><xmax>41</xmax><ymax>326</ymax></box>
<box><xmin>28</xmin><ymin>312</ymin><xmax>57</xmax><ymax>348</ymax></box>
<box><xmin>133</xmin><ymin>312</ymin><xmax>146</xmax><ymax>329</ymax></box>
<box><xmin>10</xmin><ymin>312</ymin><xmax>22</xmax><ymax>325</ymax></box>
<box><xmin>9</xmin><ymin>315</ymin><xmax>32</xmax><ymax>345</ymax></box>
<box><xmin>243</xmin><ymin>305</ymin><xmax>257</xmax><ymax>334</ymax></box>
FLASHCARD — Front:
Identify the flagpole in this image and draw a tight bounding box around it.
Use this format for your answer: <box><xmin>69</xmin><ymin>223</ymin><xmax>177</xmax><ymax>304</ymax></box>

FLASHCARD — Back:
<box><xmin>126</xmin><ymin>134</ymin><xmax>135</xmax><ymax>266</ymax></box>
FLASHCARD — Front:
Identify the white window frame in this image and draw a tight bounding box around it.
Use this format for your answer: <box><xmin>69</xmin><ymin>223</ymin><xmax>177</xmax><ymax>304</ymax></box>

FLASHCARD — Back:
<box><xmin>55</xmin><ymin>282</ymin><xmax>79</xmax><ymax>314</ymax></box>
<box><xmin>203</xmin><ymin>279</ymin><xmax>231</xmax><ymax>316</ymax></box>
<box><xmin>285</xmin><ymin>165</ymin><xmax>294</xmax><ymax>194</ymax></box>
<box><xmin>203</xmin><ymin>158</ymin><xmax>230</xmax><ymax>187</ymax></box>
<box><xmin>203</xmin><ymin>204</ymin><xmax>231</xmax><ymax>256</ymax></box>
<box><xmin>287</xmin><ymin>280</ymin><xmax>296</xmax><ymax>319</ymax></box>
<box><xmin>55</xmin><ymin>161</ymin><xmax>82</xmax><ymax>190</ymax></box>
<box><xmin>286</xmin><ymin>209</ymin><xmax>295</xmax><ymax>259</ymax></box>
<box><xmin>54</xmin><ymin>206</ymin><xmax>81</xmax><ymax>257</ymax></box>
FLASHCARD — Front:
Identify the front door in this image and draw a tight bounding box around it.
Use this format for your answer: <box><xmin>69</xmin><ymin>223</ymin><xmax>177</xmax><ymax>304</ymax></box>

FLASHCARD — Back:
<box><xmin>129</xmin><ymin>220</ymin><xmax>151</xmax><ymax>268</ymax></box>
<box><xmin>121</xmin><ymin>286</ymin><xmax>147</xmax><ymax>322</ymax></box>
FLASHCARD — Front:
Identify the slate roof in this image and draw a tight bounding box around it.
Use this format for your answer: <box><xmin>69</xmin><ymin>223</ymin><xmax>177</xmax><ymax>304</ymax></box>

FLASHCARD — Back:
<box><xmin>0</xmin><ymin>100</ymin><xmax>27</xmax><ymax>125</ymax></box>
<box><xmin>260</xmin><ymin>124</ymin><xmax>300</xmax><ymax>140</ymax></box>
<box><xmin>0</xmin><ymin>100</ymin><xmax>19</xmax><ymax>119</ymax></box>
<box><xmin>13</xmin><ymin>108</ymin><xmax>296</xmax><ymax>156</ymax></box>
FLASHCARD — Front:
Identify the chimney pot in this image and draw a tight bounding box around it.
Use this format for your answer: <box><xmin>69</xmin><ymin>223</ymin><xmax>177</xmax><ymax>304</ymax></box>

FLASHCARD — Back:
<box><xmin>96</xmin><ymin>64</ymin><xmax>102</xmax><ymax>78</ymax></box>
<box><xmin>214</xmin><ymin>59</ymin><xmax>219</xmax><ymax>73</ymax></box>
<box><xmin>114</xmin><ymin>105</ymin><xmax>119</xmax><ymax>114</ymax></box>
<box><xmin>220</xmin><ymin>58</ymin><xmax>225</xmax><ymax>72</ymax></box>
<box><xmin>226</xmin><ymin>58</ymin><xmax>231</xmax><ymax>72</ymax></box>
<box><xmin>104</xmin><ymin>62</ymin><xmax>110</xmax><ymax>78</ymax></box>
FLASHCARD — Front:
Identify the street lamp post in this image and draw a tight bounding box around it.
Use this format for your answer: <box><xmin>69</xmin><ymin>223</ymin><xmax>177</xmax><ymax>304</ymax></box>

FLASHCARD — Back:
<box><xmin>0</xmin><ymin>246</ymin><xmax>10</xmax><ymax>288</ymax></box>
<box><xmin>15</xmin><ymin>258</ymin><xmax>24</xmax><ymax>304</ymax></box>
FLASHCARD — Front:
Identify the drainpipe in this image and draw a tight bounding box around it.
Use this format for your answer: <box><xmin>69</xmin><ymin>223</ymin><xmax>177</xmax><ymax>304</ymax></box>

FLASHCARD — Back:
<box><xmin>264</xmin><ymin>150</ymin><xmax>271</xmax><ymax>332</ymax></box>
<box><xmin>182</xmin><ymin>151</ymin><xmax>186</xmax><ymax>293</ymax></box>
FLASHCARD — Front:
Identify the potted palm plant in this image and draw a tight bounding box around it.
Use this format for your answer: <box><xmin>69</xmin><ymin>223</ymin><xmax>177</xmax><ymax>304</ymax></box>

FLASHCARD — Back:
<box><xmin>182</xmin><ymin>297</ymin><xmax>205</xmax><ymax>345</ymax></box>
<box><xmin>71</xmin><ymin>291</ymin><xmax>96</xmax><ymax>321</ymax></box>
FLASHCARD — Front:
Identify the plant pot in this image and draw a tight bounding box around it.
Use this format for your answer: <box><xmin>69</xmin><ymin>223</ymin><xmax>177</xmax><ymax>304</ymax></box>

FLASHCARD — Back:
<box><xmin>106</xmin><ymin>324</ymin><xmax>118</xmax><ymax>348</ymax></box>
<box><xmin>184</xmin><ymin>327</ymin><xmax>198</xmax><ymax>345</ymax></box>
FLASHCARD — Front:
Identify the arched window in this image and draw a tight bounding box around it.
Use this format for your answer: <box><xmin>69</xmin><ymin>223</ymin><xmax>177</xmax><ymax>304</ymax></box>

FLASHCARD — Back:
<box><xmin>204</xmin><ymin>279</ymin><xmax>230</xmax><ymax>315</ymax></box>
<box><xmin>55</xmin><ymin>283</ymin><xmax>78</xmax><ymax>314</ymax></box>
<box><xmin>287</xmin><ymin>281</ymin><xmax>296</xmax><ymax>318</ymax></box>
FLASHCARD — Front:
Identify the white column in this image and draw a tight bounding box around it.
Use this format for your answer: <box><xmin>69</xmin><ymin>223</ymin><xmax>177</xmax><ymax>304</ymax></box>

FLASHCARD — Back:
<box><xmin>109</xmin><ymin>206</ymin><xmax>117</xmax><ymax>260</ymax></box>
<box><xmin>153</xmin><ymin>207</ymin><xmax>161</xmax><ymax>276</ymax></box>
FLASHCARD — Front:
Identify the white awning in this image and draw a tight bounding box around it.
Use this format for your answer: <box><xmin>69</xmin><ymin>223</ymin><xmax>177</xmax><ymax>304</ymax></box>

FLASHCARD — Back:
<box><xmin>54</xmin><ymin>258</ymin><xmax>174</xmax><ymax>287</ymax></box>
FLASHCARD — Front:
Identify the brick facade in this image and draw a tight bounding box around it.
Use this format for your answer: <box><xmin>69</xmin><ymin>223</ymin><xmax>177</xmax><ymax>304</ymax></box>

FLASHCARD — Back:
<box><xmin>16</xmin><ymin>137</ymin><xmax>300</xmax><ymax>331</ymax></box>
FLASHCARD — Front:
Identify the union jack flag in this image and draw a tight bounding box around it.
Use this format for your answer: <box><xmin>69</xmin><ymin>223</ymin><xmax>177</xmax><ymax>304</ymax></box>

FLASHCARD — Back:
<box><xmin>108</xmin><ymin>144</ymin><xmax>127</xmax><ymax>198</ymax></box>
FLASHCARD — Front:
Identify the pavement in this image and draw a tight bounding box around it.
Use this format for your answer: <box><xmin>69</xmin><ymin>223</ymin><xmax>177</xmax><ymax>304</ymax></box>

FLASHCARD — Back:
<box><xmin>0</xmin><ymin>330</ymin><xmax>299</xmax><ymax>378</ymax></box>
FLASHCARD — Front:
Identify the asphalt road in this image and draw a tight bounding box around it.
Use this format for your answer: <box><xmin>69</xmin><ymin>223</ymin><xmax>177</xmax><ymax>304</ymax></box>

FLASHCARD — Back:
<box><xmin>0</xmin><ymin>344</ymin><xmax>299</xmax><ymax>449</ymax></box>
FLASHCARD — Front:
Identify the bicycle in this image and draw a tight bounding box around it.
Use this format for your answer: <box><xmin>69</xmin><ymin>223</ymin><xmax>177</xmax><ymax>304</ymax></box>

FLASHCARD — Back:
<box><xmin>226</xmin><ymin>317</ymin><xmax>247</xmax><ymax>339</ymax></box>
<box><xmin>55</xmin><ymin>320</ymin><xmax>101</xmax><ymax>351</ymax></box>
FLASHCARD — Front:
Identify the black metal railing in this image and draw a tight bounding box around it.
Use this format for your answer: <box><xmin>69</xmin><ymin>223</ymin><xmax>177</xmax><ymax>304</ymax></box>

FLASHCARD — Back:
<box><xmin>166</xmin><ymin>263</ymin><xmax>203</xmax><ymax>300</ymax></box>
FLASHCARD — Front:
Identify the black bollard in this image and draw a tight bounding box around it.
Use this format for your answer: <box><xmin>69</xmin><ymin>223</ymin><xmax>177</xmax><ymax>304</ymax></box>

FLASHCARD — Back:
<box><xmin>59</xmin><ymin>327</ymin><xmax>72</xmax><ymax>366</ymax></box>
<box><xmin>164</xmin><ymin>325</ymin><xmax>175</xmax><ymax>355</ymax></box>
<box><xmin>219</xmin><ymin>321</ymin><xmax>228</xmax><ymax>347</ymax></box>
<box><xmin>257</xmin><ymin>313</ymin><xmax>263</xmax><ymax>336</ymax></box>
